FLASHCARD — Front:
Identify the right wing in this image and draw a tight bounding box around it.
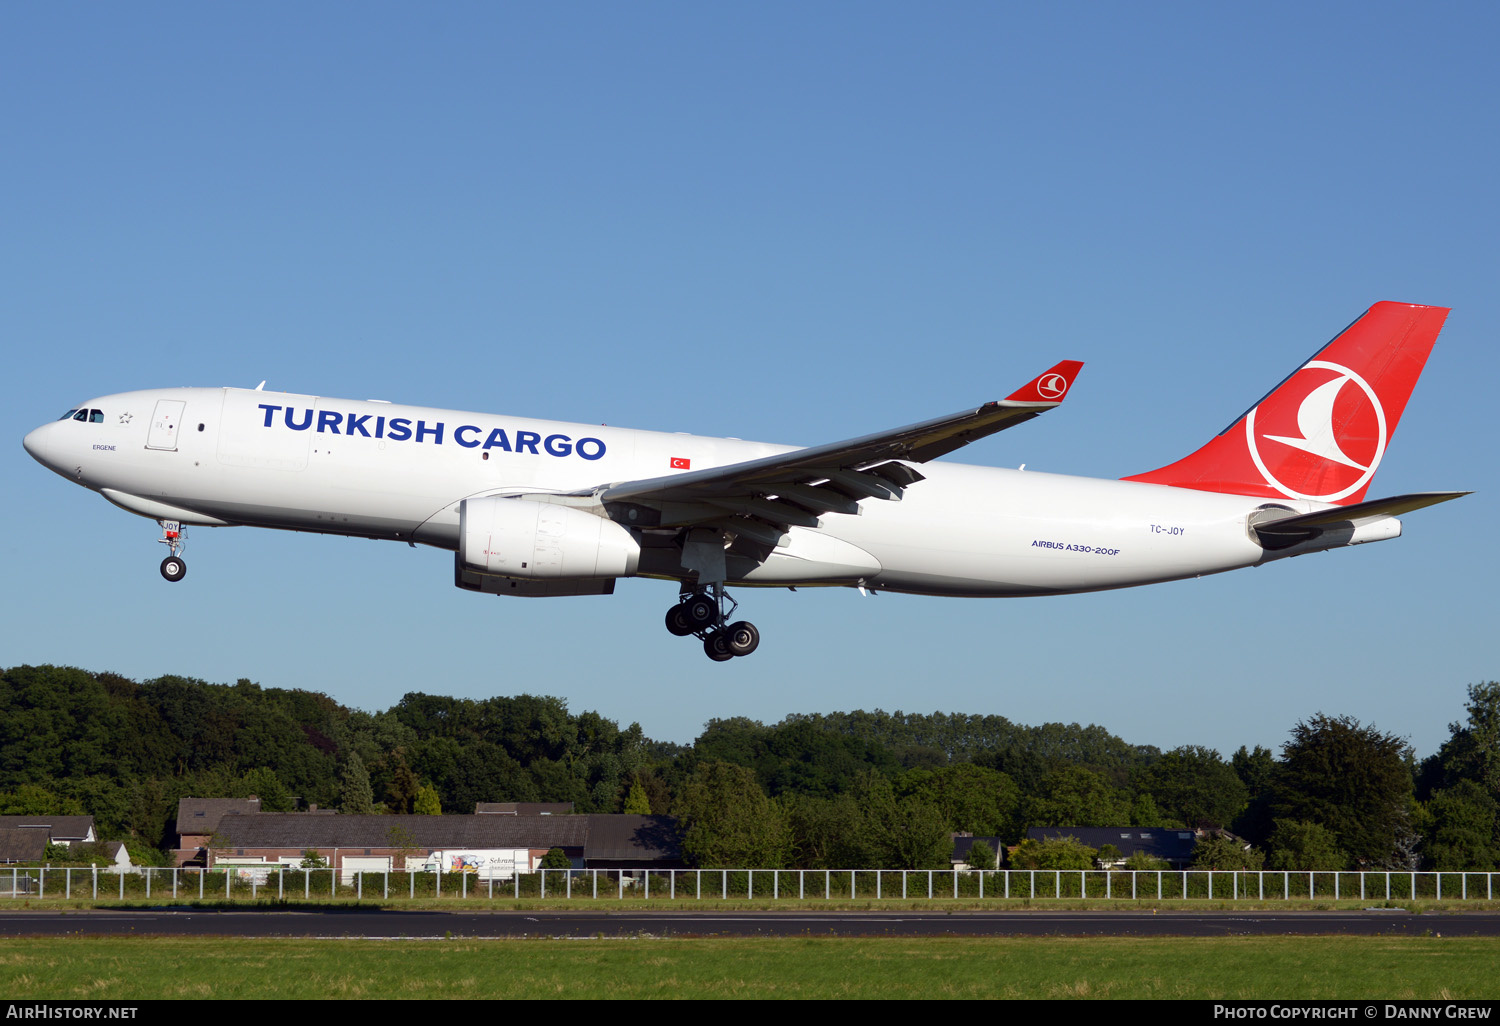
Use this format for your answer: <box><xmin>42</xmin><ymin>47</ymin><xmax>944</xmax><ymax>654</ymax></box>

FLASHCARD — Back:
<box><xmin>575</xmin><ymin>360</ymin><xmax>1083</xmax><ymax>545</ymax></box>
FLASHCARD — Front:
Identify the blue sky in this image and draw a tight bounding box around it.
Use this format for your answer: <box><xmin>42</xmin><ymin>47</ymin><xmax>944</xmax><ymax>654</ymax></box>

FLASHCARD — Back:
<box><xmin>3</xmin><ymin>3</ymin><xmax>1495</xmax><ymax>763</ymax></box>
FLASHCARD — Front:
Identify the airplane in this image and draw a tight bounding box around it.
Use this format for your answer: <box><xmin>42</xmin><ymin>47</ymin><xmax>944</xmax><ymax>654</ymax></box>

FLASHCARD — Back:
<box><xmin>22</xmin><ymin>301</ymin><xmax>1466</xmax><ymax>662</ymax></box>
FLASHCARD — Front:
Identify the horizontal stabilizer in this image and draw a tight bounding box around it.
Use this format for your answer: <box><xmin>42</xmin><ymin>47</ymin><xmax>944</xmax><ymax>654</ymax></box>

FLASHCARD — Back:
<box><xmin>1253</xmin><ymin>491</ymin><xmax>1469</xmax><ymax>540</ymax></box>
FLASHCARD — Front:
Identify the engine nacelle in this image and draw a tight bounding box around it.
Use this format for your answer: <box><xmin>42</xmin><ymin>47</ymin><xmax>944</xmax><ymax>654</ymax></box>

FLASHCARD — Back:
<box><xmin>458</xmin><ymin>496</ymin><xmax>640</xmax><ymax>581</ymax></box>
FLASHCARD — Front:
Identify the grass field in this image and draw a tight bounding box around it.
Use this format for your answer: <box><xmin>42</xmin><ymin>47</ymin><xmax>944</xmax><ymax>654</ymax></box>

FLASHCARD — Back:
<box><xmin>2</xmin><ymin>935</ymin><xmax>1497</xmax><ymax>999</ymax></box>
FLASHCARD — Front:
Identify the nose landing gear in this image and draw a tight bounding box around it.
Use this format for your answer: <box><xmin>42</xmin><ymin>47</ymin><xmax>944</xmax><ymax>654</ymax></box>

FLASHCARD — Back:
<box><xmin>664</xmin><ymin>583</ymin><xmax>760</xmax><ymax>661</ymax></box>
<box><xmin>158</xmin><ymin>520</ymin><xmax>187</xmax><ymax>582</ymax></box>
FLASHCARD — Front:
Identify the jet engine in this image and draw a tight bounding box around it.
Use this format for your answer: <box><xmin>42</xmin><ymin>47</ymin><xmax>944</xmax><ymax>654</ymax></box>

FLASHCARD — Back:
<box><xmin>456</xmin><ymin>496</ymin><xmax>640</xmax><ymax>593</ymax></box>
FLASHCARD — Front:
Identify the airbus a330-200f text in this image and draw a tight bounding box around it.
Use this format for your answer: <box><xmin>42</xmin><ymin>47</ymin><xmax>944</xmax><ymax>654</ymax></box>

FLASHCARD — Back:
<box><xmin>23</xmin><ymin>302</ymin><xmax>1465</xmax><ymax>661</ymax></box>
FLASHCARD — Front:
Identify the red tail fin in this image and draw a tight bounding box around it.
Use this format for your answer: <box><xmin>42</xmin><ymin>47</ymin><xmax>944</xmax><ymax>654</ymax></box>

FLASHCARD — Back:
<box><xmin>1123</xmin><ymin>302</ymin><xmax>1449</xmax><ymax>504</ymax></box>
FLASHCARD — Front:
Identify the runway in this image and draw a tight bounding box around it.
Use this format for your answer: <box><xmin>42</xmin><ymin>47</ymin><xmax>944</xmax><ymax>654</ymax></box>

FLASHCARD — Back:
<box><xmin>2</xmin><ymin>908</ymin><xmax>1495</xmax><ymax>939</ymax></box>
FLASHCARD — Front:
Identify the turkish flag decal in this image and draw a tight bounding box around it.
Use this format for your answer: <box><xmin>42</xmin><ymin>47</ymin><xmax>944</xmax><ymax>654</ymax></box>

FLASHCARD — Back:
<box><xmin>670</xmin><ymin>457</ymin><xmax>691</xmax><ymax>469</ymax></box>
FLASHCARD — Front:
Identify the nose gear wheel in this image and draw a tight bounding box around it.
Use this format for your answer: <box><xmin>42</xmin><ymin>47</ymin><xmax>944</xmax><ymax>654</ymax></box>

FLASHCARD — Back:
<box><xmin>157</xmin><ymin>520</ymin><xmax>188</xmax><ymax>583</ymax></box>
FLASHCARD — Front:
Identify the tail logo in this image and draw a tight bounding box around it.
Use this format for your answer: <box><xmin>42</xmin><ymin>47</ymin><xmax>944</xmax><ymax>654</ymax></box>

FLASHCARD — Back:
<box><xmin>1036</xmin><ymin>373</ymin><xmax>1069</xmax><ymax>400</ymax></box>
<box><xmin>1245</xmin><ymin>360</ymin><xmax>1387</xmax><ymax>502</ymax></box>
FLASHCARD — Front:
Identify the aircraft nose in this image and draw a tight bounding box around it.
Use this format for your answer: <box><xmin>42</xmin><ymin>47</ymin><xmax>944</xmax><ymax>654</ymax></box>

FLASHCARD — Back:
<box><xmin>22</xmin><ymin>423</ymin><xmax>56</xmax><ymax>468</ymax></box>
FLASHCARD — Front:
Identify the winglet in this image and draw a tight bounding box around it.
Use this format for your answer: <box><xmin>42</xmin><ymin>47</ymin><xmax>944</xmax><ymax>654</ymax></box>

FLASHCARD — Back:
<box><xmin>1004</xmin><ymin>360</ymin><xmax>1084</xmax><ymax>405</ymax></box>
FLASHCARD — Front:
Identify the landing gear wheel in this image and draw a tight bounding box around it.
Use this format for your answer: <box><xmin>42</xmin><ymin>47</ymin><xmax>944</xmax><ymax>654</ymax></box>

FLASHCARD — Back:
<box><xmin>704</xmin><ymin>632</ymin><xmax>734</xmax><ymax>662</ymax></box>
<box><xmin>724</xmin><ymin>621</ymin><xmax>760</xmax><ymax>657</ymax></box>
<box><xmin>665</xmin><ymin>603</ymin><xmax>695</xmax><ymax>637</ymax></box>
<box><xmin>160</xmin><ymin>556</ymin><xmax>187</xmax><ymax>582</ymax></box>
<box><xmin>683</xmin><ymin>595</ymin><xmax>717</xmax><ymax>630</ymax></box>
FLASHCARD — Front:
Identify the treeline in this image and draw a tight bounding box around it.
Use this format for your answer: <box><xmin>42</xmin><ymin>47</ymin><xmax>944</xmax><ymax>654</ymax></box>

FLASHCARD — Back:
<box><xmin>0</xmin><ymin>666</ymin><xmax>654</xmax><ymax>857</ymax></box>
<box><xmin>1</xmin><ymin>665</ymin><xmax>1496</xmax><ymax>872</ymax></box>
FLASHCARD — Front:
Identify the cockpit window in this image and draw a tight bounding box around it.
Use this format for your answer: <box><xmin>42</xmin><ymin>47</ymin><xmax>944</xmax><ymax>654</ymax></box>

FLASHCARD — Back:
<box><xmin>62</xmin><ymin>408</ymin><xmax>104</xmax><ymax>423</ymax></box>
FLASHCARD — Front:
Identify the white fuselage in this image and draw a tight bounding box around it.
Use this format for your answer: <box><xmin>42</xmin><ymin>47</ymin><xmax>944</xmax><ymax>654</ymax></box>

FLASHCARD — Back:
<box><xmin>24</xmin><ymin>386</ymin><xmax>1355</xmax><ymax>597</ymax></box>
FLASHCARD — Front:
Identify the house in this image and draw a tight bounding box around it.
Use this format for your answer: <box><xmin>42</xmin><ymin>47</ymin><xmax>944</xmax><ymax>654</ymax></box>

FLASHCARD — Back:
<box><xmin>581</xmin><ymin>815</ymin><xmax>683</xmax><ymax>871</ymax></box>
<box><xmin>0</xmin><ymin>827</ymin><xmax>50</xmax><ymax>865</ymax></box>
<box><xmin>0</xmin><ymin>815</ymin><xmax>96</xmax><ymax>853</ymax></box>
<box><xmin>1024</xmin><ymin>827</ymin><xmax>1199</xmax><ymax>868</ymax></box>
<box><xmin>173</xmin><ymin>798</ymin><xmax>263</xmax><ymax>865</ymax></box>
<box><xmin>0</xmin><ymin>815</ymin><xmax>96</xmax><ymax>847</ymax></box>
<box><xmin>475</xmin><ymin>803</ymin><xmax>576</xmax><ymax>816</ymax></box>
<box><xmin>207</xmin><ymin>812</ymin><xmax>684</xmax><ymax>879</ymax></box>
<box><xmin>950</xmin><ymin>834</ymin><xmax>1005</xmax><ymax>871</ymax></box>
<box><xmin>210</xmin><ymin>812</ymin><xmax>586</xmax><ymax>872</ymax></box>
<box><xmin>0</xmin><ymin>816</ymin><xmax>117</xmax><ymax>867</ymax></box>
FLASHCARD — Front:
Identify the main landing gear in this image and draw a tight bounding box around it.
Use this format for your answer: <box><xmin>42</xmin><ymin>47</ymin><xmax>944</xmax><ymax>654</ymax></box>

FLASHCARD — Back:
<box><xmin>158</xmin><ymin>520</ymin><xmax>187</xmax><ymax>582</ymax></box>
<box><xmin>664</xmin><ymin>583</ymin><xmax>760</xmax><ymax>662</ymax></box>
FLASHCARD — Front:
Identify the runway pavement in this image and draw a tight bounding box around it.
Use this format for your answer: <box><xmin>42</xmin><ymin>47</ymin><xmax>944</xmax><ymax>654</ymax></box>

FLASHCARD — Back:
<box><xmin>2</xmin><ymin>908</ymin><xmax>1496</xmax><ymax>939</ymax></box>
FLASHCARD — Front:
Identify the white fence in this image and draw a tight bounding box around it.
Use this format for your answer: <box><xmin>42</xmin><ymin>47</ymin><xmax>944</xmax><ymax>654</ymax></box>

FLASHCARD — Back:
<box><xmin>5</xmin><ymin>866</ymin><xmax>1499</xmax><ymax>902</ymax></box>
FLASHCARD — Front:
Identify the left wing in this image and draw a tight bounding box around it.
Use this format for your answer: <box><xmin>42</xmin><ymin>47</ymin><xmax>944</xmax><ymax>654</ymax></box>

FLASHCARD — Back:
<box><xmin>576</xmin><ymin>360</ymin><xmax>1083</xmax><ymax>545</ymax></box>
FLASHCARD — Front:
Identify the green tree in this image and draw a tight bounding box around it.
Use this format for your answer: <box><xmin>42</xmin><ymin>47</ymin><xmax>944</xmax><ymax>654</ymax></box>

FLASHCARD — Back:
<box><xmin>1009</xmin><ymin>835</ymin><xmax>1097</xmax><ymax>870</ymax></box>
<box><xmin>1266</xmin><ymin>819</ymin><xmax>1346</xmax><ymax>871</ymax></box>
<box><xmin>967</xmin><ymin>840</ymin><xmax>997</xmax><ymax>871</ymax></box>
<box><xmin>1231</xmin><ymin>745</ymin><xmax>1278</xmax><ymax>845</ymax></box>
<box><xmin>238</xmin><ymin>766</ymin><xmax>292</xmax><ymax>812</ymax></box>
<box><xmin>899</xmin><ymin>763</ymin><xmax>1021</xmax><ymax>839</ymax></box>
<box><xmin>413</xmin><ymin>783</ymin><xmax>442</xmax><ymax>816</ymax></box>
<box><xmin>1273</xmin><ymin>714</ymin><xmax>1413</xmax><ymax>868</ymax></box>
<box><xmin>1191</xmin><ymin>835</ymin><xmax>1265</xmax><ymax>870</ymax></box>
<box><xmin>1431</xmin><ymin>683</ymin><xmax>1500</xmax><ymax>796</ymax></box>
<box><xmin>1422</xmin><ymin>780</ymin><xmax>1498</xmax><ymax>870</ymax></box>
<box><xmin>0</xmin><ymin>784</ymin><xmax>85</xmax><ymax>817</ymax></box>
<box><xmin>1024</xmin><ymin>766</ymin><xmax>1130</xmax><ymax>828</ymax></box>
<box><xmin>1128</xmin><ymin>792</ymin><xmax>1180</xmax><ymax>829</ymax></box>
<box><xmin>1122</xmin><ymin>851</ymin><xmax>1169</xmax><ymax>871</ymax></box>
<box><xmin>623</xmin><ymin>780</ymin><xmax>651</xmax><ymax>815</ymax></box>
<box><xmin>385</xmin><ymin>751</ymin><xmax>419</xmax><ymax>814</ymax></box>
<box><xmin>855</xmin><ymin>772</ymin><xmax>952</xmax><ymax>869</ymax></box>
<box><xmin>339</xmin><ymin>751</ymin><xmax>376</xmax><ymax>815</ymax></box>
<box><xmin>783</xmin><ymin>793</ymin><xmax>866</xmax><ymax>869</ymax></box>
<box><xmin>299</xmin><ymin>848</ymin><xmax>328</xmax><ymax>868</ymax></box>
<box><xmin>673</xmin><ymin>760</ymin><xmax>793</xmax><ymax>868</ymax></box>
<box><xmin>385</xmin><ymin>825</ymin><xmax>422</xmax><ymax>868</ymax></box>
<box><xmin>122</xmin><ymin>839</ymin><xmax>171</xmax><ymax>867</ymax></box>
<box><xmin>1133</xmin><ymin>746</ymin><xmax>1248</xmax><ymax>828</ymax></box>
<box><xmin>50</xmin><ymin>841</ymin><xmax>113</xmax><ymax>867</ymax></box>
<box><xmin>539</xmin><ymin>847</ymin><xmax>572</xmax><ymax>870</ymax></box>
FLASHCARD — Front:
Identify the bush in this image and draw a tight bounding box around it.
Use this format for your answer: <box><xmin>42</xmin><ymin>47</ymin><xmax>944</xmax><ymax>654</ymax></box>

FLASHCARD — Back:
<box><xmin>1010</xmin><ymin>836</ymin><xmax>1097</xmax><ymax>870</ymax></box>
<box><xmin>1123</xmin><ymin>851</ymin><xmax>1170</xmax><ymax>871</ymax></box>
<box><xmin>1192</xmin><ymin>836</ymin><xmax>1265</xmax><ymax>871</ymax></box>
